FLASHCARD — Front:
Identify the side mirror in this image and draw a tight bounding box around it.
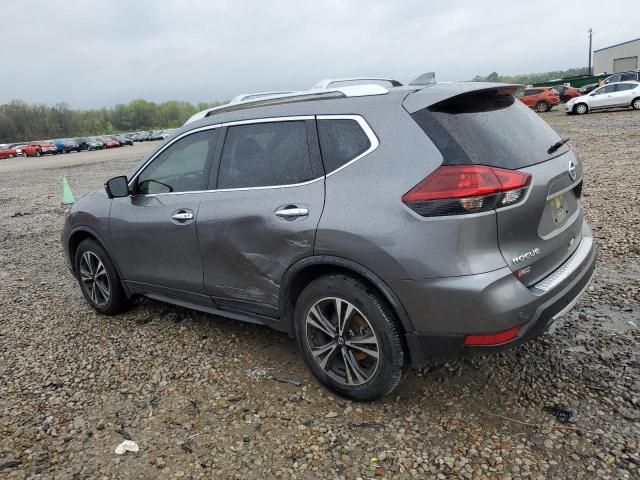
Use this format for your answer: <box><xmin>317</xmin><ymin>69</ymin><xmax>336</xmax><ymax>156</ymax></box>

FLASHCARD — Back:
<box><xmin>105</xmin><ymin>176</ymin><xmax>129</xmax><ymax>198</ymax></box>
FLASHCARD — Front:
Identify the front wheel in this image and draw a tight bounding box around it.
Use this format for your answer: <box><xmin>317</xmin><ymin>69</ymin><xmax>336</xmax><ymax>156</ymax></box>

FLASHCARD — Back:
<box><xmin>294</xmin><ymin>274</ymin><xmax>407</xmax><ymax>401</ymax></box>
<box><xmin>75</xmin><ymin>239</ymin><xmax>129</xmax><ymax>315</ymax></box>
<box><xmin>632</xmin><ymin>97</ymin><xmax>640</xmax><ymax>110</ymax></box>
<box><xmin>574</xmin><ymin>103</ymin><xmax>588</xmax><ymax>115</ymax></box>
<box><xmin>535</xmin><ymin>101</ymin><xmax>550</xmax><ymax>113</ymax></box>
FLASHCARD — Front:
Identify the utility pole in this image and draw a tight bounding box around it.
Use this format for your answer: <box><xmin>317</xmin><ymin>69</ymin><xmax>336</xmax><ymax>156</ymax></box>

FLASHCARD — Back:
<box><xmin>588</xmin><ymin>28</ymin><xmax>593</xmax><ymax>75</ymax></box>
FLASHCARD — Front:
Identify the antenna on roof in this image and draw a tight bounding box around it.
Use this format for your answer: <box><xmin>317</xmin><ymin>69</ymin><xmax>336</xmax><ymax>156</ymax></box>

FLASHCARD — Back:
<box><xmin>409</xmin><ymin>72</ymin><xmax>436</xmax><ymax>86</ymax></box>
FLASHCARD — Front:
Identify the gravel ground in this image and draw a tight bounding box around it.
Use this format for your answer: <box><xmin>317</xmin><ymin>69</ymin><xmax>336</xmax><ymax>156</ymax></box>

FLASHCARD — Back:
<box><xmin>1</xmin><ymin>108</ymin><xmax>639</xmax><ymax>480</ymax></box>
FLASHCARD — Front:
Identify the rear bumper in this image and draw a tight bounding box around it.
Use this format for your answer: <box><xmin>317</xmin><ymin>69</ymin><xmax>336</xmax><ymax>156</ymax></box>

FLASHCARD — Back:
<box><xmin>398</xmin><ymin>234</ymin><xmax>596</xmax><ymax>367</ymax></box>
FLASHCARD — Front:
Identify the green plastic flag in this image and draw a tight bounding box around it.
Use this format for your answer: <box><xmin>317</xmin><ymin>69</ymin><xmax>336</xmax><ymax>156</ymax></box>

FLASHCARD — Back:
<box><xmin>62</xmin><ymin>176</ymin><xmax>75</xmax><ymax>204</ymax></box>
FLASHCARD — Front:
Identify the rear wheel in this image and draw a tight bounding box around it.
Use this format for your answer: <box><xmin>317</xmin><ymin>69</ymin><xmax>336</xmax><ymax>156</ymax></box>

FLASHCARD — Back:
<box><xmin>75</xmin><ymin>239</ymin><xmax>129</xmax><ymax>315</ymax></box>
<box><xmin>8</xmin><ymin>154</ymin><xmax>13</xmax><ymax>159</ymax></box>
<box><xmin>36</xmin><ymin>150</ymin><xmax>41</xmax><ymax>157</ymax></box>
<box><xmin>632</xmin><ymin>97</ymin><xmax>640</xmax><ymax>110</ymax></box>
<box><xmin>294</xmin><ymin>274</ymin><xmax>407</xmax><ymax>401</ymax></box>
<box><xmin>535</xmin><ymin>101</ymin><xmax>550</xmax><ymax>113</ymax></box>
<box><xmin>574</xmin><ymin>103</ymin><xmax>588</xmax><ymax>115</ymax></box>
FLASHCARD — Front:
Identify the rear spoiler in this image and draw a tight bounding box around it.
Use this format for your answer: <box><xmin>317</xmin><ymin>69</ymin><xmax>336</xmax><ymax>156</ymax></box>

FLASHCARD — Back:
<box><xmin>403</xmin><ymin>83</ymin><xmax>524</xmax><ymax>114</ymax></box>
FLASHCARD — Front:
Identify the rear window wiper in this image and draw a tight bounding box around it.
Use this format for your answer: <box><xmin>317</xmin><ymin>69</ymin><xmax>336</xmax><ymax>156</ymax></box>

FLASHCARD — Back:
<box><xmin>547</xmin><ymin>137</ymin><xmax>570</xmax><ymax>154</ymax></box>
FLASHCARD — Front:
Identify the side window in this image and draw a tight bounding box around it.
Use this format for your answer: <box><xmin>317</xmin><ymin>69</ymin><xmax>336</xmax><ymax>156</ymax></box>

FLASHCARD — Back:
<box><xmin>603</xmin><ymin>85</ymin><xmax>617</xmax><ymax>94</ymax></box>
<box><xmin>217</xmin><ymin>121</ymin><xmax>313</xmax><ymax>189</ymax></box>
<box><xmin>317</xmin><ymin>119</ymin><xmax>372</xmax><ymax>173</ymax></box>
<box><xmin>592</xmin><ymin>87</ymin><xmax>604</xmax><ymax>95</ymax></box>
<box><xmin>136</xmin><ymin>129</ymin><xmax>218</xmax><ymax>194</ymax></box>
<box><xmin>615</xmin><ymin>83</ymin><xmax>632</xmax><ymax>91</ymax></box>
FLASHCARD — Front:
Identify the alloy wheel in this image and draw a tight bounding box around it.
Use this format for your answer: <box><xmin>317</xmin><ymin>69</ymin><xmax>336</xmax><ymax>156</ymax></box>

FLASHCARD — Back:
<box><xmin>576</xmin><ymin>104</ymin><xmax>587</xmax><ymax>114</ymax></box>
<box><xmin>305</xmin><ymin>297</ymin><xmax>379</xmax><ymax>386</ymax></box>
<box><xmin>79</xmin><ymin>251</ymin><xmax>111</xmax><ymax>307</ymax></box>
<box><xmin>633</xmin><ymin>99</ymin><xmax>640</xmax><ymax>110</ymax></box>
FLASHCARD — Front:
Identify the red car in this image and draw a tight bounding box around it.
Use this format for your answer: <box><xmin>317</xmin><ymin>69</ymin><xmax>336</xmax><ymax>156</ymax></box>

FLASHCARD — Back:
<box><xmin>32</xmin><ymin>141</ymin><xmax>58</xmax><ymax>155</ymax></box>
<box><xmin>16</xmin><ymin>143</ymin><xmax>41</xmax><ymax>157</ymax></box>
<box><xmin>515</xmin><ymin>87</ymin><xmax>560</xmax><ymax>112</ymax></box>
<box><xmin>550</xmin><ymin>85</ymin><xmax>582</xmax><ymax>103</ymax></box>
<box><xmin>100</xmin><ymin>138</ymin><xmax>121</xmax><ymax>149</ymax></box>
<box><xmin>0</xmin><ymin>146</ymin><xmax>18</xmax><ymax>159</ymax></box>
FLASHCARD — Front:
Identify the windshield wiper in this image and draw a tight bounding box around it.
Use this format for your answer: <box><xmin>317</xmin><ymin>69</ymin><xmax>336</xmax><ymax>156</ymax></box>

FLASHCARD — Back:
<box><xmin>547</xmin><ymin>137</ymin><xmax>570</xmax><ymax>154</ymax></box>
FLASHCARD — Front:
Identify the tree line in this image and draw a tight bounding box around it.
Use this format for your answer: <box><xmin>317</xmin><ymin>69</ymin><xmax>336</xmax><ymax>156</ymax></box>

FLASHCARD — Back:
<box><xmin>472</xmin><ymin>67</ymin><xmax>590</xmax><ymax>86</ymax></box>
<box><xmin>0</xmin><ymin>99</ymin><xmax>222</xmax><ymax>144</ymax></box>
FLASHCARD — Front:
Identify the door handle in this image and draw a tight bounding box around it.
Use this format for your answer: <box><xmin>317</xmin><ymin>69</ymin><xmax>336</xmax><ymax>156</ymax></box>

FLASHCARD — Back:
<box><xmin>171</xmin><ymin>211</ymin><xmax>194</xmax><ymax>221</ymax></box>
<box><xmin>275</xmin><ymin>207</ymin><xmax>309</xmax><ymax>219</ymax></box>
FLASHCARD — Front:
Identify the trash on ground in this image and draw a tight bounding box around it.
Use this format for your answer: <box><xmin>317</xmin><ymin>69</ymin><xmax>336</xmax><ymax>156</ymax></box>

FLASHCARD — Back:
<box><xmin>544</xmin><ymin>404</ymin><xmax>576</xmax><ymax>423</ymax></box>
<box><xmin>114</xmin><ymin>440</ymin><xmax>139</xmax><ymax>455</ymax></box>
<box><xmin>0</xmin><ymin>460</ymin><xmax>22</xmax><ymax>470</ymax></box>
<box><xmin>272</xmin><ymin>376</ymin><xmax>302</xmax><ymax>386</ymax></box>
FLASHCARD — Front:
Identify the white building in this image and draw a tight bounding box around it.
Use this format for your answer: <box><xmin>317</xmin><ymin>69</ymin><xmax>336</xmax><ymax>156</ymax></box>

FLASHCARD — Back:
<box><xmin>593</xmin><ymin>37</ymin><xmax>640</xmax><ymax>74</ymax></box>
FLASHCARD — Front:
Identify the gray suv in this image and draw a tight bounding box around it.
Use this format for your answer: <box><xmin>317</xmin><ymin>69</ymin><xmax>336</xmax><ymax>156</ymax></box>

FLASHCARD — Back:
<box><xmin>62</xmin><ymin>77</ymin><xmax>596</xmax><ymax>401</ymax></box>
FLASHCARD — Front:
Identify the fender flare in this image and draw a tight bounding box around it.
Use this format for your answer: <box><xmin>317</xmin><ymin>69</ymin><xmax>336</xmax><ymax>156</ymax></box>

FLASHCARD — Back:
<box><xmin>279</xmin><ymin>255</ymin><xmax>415</xmax><ymax>335</ymax></box>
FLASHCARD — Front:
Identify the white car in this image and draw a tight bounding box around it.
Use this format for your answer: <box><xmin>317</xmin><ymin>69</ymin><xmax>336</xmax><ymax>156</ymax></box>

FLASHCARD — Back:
<box><xmin>566</xmin><ymin>81</ymin><xmax>640</xmax><ymax>115</ymax></box>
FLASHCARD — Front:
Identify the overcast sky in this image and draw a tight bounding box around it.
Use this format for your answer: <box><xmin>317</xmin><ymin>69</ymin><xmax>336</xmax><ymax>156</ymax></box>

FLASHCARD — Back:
<box><xmin>2</xmin><ymin>0</ymin><xmax>637</xmax><ymax>109</ymax></box>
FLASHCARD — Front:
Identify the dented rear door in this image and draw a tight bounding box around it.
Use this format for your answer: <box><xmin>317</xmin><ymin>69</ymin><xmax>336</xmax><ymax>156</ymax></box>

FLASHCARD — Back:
<box><xmin>196</xmin><ymin>119</ymin><xmax>325</xmax><ymax>317</ymax></box>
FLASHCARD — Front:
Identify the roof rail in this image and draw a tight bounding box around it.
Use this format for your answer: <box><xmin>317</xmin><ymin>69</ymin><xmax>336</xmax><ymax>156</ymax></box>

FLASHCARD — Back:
<box><xmin>184</xmin><ymin>84</ymin><xmax>390</xmax><ymax>125</ymax></box>
<box><xmin>311</xmin><ymin>77</ymin><xmax>403</xmax><ymax>89</ymax></box>
<box><xmin>230</xmin><ymin>91</ymin><xmax>296</xmax><ymax>102</ymax></box>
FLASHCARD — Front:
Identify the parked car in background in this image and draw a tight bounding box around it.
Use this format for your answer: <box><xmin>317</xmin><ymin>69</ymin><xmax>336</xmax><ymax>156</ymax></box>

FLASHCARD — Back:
<box><xmin>603</xmin><ymin>70</ymin><xmax>640</xmax><ymax>85</ymax></box>
<box><xmin>76</xmin><ymin>137</ymin><xmax>105</xmax><ymax>151</ymax></box>
<box><xmin>515</xmin><ymin>87</ymin><xmax>560</xmax><ymax>112</ymax></box>
<box><xmin>99</xmin><ymin>137</ymin><xmax>121</xmax><ymax>149</ymax></box>
<box><xmin>7</xmin><ymin>143</ymin><xmax>25</xmax><ymax>156</ymax></box>
<box><xmin>566</xmin><ymin>81</ymin><xmax>640</xmax><ymax>114</ymax></box>
<box><xmin>580</xmin><ymin>83</ymin><xmax>599</xmax><ymax>95</ymax></box>
<box><xmin>51</xmin><ymin>139</ymin><xmax>81</xmax><ymax>154</ymax></box>
<box><xmin>63</xmin><ymin>139</ymin><xmax>81</xmax><ymax>153</ymax></box>
<box><xmin>112</xmin><ymin>135</ymin><xmax>133</xmax><ymax>146</ymax></box>
<box><xmin>0</xmin><ymin>145</ymin><xmax>18</xmax><ymax>159</ymax></box>
<box><xmin>32</xmin><ymin>141</ymin><xmax>58</xmax><ymax>155</ymax></box>
<box><xmin>18</xmin><ymin>143</ymin><xmax>40</xmax><ymax>156</ymax></box>
<box><xmin>550</xmin><ymin>85</ymin><xmax>581</xmax><ymax>103</ymax></box>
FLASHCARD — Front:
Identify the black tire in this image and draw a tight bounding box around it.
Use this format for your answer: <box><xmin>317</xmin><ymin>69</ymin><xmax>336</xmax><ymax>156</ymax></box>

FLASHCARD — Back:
<box><xmin>294</xmin><ymin>274</ymin><xmax>407</xmax><ymax>401</ymax></box>
<box><xmin>574</xmin><ymin>103</ymin><xmax>588</xmax><ymax>115</ymax></box>
<box><xmin>74</xmin><ymin>238</ymin><xmax>129</xmax><ymax>315</ymax></box>
<box><xmin>632</xmin><ymin>97</ymin><xmax>640</xmax><ymax>110</ymax></box>
<box><xmin>535</xmin><ymin>101</ymin><xmax>550</xmax><ymax>113</ymax></box>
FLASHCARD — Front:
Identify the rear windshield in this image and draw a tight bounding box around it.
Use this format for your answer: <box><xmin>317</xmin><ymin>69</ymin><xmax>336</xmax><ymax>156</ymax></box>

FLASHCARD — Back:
<box><xmin>411</xmin><ymin>90</ymin><xmax>568</xmax><ymax>169</ymax></box>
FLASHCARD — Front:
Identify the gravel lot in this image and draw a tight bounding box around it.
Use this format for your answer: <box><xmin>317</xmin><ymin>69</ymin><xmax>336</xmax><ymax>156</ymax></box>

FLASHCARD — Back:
<box><xmin>1</xmin><ymin>108</ymin><xmax>639</xmax><ymax>479</ymax></box>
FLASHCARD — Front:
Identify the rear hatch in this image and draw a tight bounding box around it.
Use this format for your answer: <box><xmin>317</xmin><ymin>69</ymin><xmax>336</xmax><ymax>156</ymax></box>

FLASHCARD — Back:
<box><xmin>405</xmin><ymin>85</ymin><xmax>584</xmax><ymax>286</ymax></box>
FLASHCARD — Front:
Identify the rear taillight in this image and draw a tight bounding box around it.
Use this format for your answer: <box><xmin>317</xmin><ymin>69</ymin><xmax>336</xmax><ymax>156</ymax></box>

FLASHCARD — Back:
<box><xmin>402</xmin><ymin>165</ymin><xmax>531</xmax><ymax>217</ymax></box>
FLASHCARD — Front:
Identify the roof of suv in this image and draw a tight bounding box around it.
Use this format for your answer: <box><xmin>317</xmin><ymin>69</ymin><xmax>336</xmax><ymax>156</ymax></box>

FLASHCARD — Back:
<box><xmin>182</xmin><ymin>81</ymin><xmax>524</xmax><ymax>132</ymax></box>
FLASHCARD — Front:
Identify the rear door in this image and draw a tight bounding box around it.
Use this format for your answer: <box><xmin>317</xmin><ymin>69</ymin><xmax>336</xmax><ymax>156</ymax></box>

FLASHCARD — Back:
<box><xmin>196</xmin><ymin>117</ymin><xmax>325</xmax><ymax>317</ymax></box>
<box><xmin>612</xmin><ymin>83</ymin><xmax>636</xmax><ymax>105</ymax></box>
<box><xmin>408</xmin><ymin>89</ymin><xmax>585</xmax><ymax>286</ymax></box>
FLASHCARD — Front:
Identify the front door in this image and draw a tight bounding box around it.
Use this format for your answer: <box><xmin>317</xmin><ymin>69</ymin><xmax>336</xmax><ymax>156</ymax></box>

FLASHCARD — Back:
<box><xmin>110</xmin><ymin>128</ymin><xmax>220</xmax><ymax>299</ymax></box>
<box><xmin>196</xmin><ymin>118</ymin><xmax>325</xmax><ymax>317</ymax></box>
<box><xmin>589</xmin><ymin>84</ymin><xmax>617</xmax><ymax>109</ymax></box>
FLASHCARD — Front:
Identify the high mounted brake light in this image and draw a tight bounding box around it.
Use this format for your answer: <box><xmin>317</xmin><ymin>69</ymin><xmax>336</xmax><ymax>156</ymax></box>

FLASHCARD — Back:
<box><xmin>402</xmin><ymin>165</ymin><xmax>531</xmax><ymax>217</ymax></box>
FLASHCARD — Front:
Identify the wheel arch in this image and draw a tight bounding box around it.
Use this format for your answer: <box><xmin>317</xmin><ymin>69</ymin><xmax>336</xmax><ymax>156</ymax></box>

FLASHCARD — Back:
<box><xmin>67</xmin><ymin>226</ymin><xmax>131</xmax><ymax>297</ymax></box>
<box><xmin>574</xmin><ymin>102</ymin><xmax>589</xmax><ymax>114</ymax></box>
<box><xmin>279</xmin><ymin>256</ymin><xmax>415</xmax><ymax>337</ymax></box>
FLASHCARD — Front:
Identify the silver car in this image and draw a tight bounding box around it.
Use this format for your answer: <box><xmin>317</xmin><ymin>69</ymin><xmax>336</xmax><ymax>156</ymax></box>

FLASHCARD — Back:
<box><xmin>566</xmin><ymin>81</ymin><xmax>640</xmax><ymax>114</ymax></box>
<box><xmin>62</xmin><ymin>78</ymin><xmax>596</xmax><ymax>400</ymax></box>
